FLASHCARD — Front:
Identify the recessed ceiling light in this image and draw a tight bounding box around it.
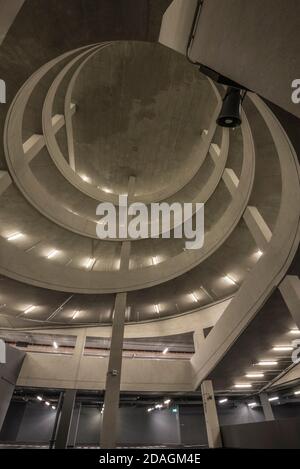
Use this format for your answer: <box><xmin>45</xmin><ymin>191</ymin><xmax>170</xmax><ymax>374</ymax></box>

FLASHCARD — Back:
<box><xmin>245</xmin><ymin>373</ymin><xmax>264</xmax><ymax>378</ymax></box>
<box><xmin>219</xmin><ymin>399</ymin><xmax>228</xmax><ymax>404</ymax></box>
<box><xmin>24</xmin><ymin>305</ymin><xmax>36</xmax><ymax>314</ymax></box>
<box><xmin>191</xmin><ymin>293</ymin><xmax>199</xmax><ymax>302</ymax></box>
<box><xmin>80</xmin><ymin>174</ymin><xmax>91</xmax><ymax>183</ymax></box>
<box><xmin>162</xmin><ymin>347</ymin><xmax>169</xmax><ymax>355</ymax></box>
<box><xmin>224</xmin><ymin>274</ymin><xmax>238</xmax><ymax>285</ymax></box>
<box><xmin>7</xmin><ymin>232</ymin><xmax>23</xmax><ymax>241</ymax></box>
<box><xmin>53</xmin><ymin>341</ymin><xmax>58</xmax><ymax>349</ymax></box>
<box><xmin>86</xmin><ymin>257</ymin><xmax>95</xmax><ymax>269</ymax></box>
<box><xmin>257</xmin><ymin>361</ymin><xmax>278</xmax><ymax>366</ymax></box>
<box><xmin>47</xmin><ymin>249</ymin><xmax>59</xmax><ymax>259</ymax></box>
<box><xmin>72</xmin><ymin>311</ymin><xmax>79</xmax><ymax>320</ymax></box>
<box><xmin>234</xmin><ymin>384</ymin><xmax>252</xmax><ymax>388</ymax></box>
<box><xmin>272</xmin><ymin>346</ymin><xmax>293</xmax><ymax>352</ymax></box>
<box><xmin>268</xmin><ymin>396</ymin><xmax>279</xmax><ymax>402</ymax></box>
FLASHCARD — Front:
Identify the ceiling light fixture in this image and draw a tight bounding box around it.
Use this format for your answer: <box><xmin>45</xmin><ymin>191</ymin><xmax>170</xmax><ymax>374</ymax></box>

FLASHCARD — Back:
<box><xmin>53</xmin><ymin>341</ymin><xmax>58</xmax><ymax>349</ymax></box>
<box><xmin>164</xmin><ymin>399</ymin><xmax>171</xmax><ymax>405</ymax></box>
<box><xmin>80</xmin><ymin>174</ymin><xmax>91</xmax><ymax>183</ymax></box>
<box><xmin>256</xmin><ymin>249</ymin><xmax>263</xmax><ymax>257</ymax></box>
<box><xmin>147</xmin><ymin>408</ymin><xmax>153</xmax><ymax>412</ymax></box>
<box><xmin>224</xmin><ymin>274</ymin><xmax>238</xmax><ymax>285</ymax></box>
<box><xmin>289</xmin><ymin>329</ymin><xmax>300</xmax><ymax>335</ymax></box>
<box><xmin>268</xmin><ymin>396</ymin><xmax>279</xmax><ymax>402</ymax></box>
<box><xmin>155</xmin><ymin>404</ymin><xmax>163</xmax><ymax>409</ymax></box>
<box><xmin>219</xmin><ymin>399</ymin><xmax>228</xmax><ymax>404</ymax></box>
<box><xmin>248</xmin><ymin>402</ymin><xmax>257</xmax><ymax>407</ymax></box>
<box><xmin>216</xmin><ymin>87</ymin><xmax>242</xmax><ymax>128</ymax></box>
<box><xmin>272</xmin><ymin>346</ymin><xmax>293</xmax><ymax>352</ymax></box>
<box><xmin>7</xmin><ymin>232</ymin><xmax>23</xmax><ymax>241</ymax></box>
<box><xmin>245</xmin><ymin>373</ymin><xmax>264</xmax><ymax>378</ymax></box>
<box><xmin>191</xmin><ymin>293</ymin><xmax>199</xmax><ymax>302</ymax></box>
<box><xmin>257</xmin><ymin>361</ymin><xmax>278</xmax><ymax>366</ymax></box>
<box><xmin>155</xmin><ymin>304</ymin><xmax>160</xmax><ymax>314</ymax></box>
<box><xmin>37</xmin><ymin>396</ymin><xmax>43</xmax><ymax>401</ymax></box>
<box><xmin>51</xmin><ymin>406</ymin><xmax>56</xmax><ymax>410</ymax></box>
<box><xmin>86</xmin><ymin>258</ymin><xmax>95</xmax><ymax>269</ymax></box>
<box><xmin>72</xmin><ymin>311</ymin><xmax>79</xmax><ymax>320</ymax></box>
<box><xmin>294</xmin><ymin>391</ymin><xmax>300</xmax><ymax>396</ymax></box>
<box><xmin>234</xmin><ymin>384</ymin><xmax>252</xmax><ymax>388</ymax></box>
<box><xmin>24</xmin><ymin>305</ymin><xmax>36</xmax><ymax>314</ymax></box>
<box><xmin>162</xmin><ymin>347</ymin><xmax>169</xmax><ymax>355</ymax></box>
<box><xmin>45</xmin><ymin>401</ymin><xmax>50</xmax><ymax>406</ymax></box>
<box><xmin>47</xmin><ymin>249</ymin><xmax>59</xmax><ymax>259</ymax></box>
<box><xmin>152</xmin><ymin>256</ymin><xmax>158</xmax><ymax>265</ymax></box>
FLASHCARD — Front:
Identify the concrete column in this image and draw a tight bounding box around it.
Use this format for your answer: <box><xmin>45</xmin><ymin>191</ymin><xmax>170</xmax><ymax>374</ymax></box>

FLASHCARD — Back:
<box><xmin>73</xmin><ymin>328</ymin><xmax>86</xmax><ymax>384</ymax></box>
<box><xmin>54</xmin><ymin>389</ymin><xmax>76</xmax><ymax>449</ymax></box>
<box><xmin>100</xmin><ymin>292</ymin><xmax>127</xmax><ymax>449</ymax></box>
<box><xmin>259</xmin><ymin>393</ymin><xmax>275</xmax><ymax>421</ymax></box>
<box><xmin>279</xmin><ymin>276</ymin><xmax>300</xmax><ymax>329</ymax></box>
<box><xmin>201</xmin><ymin>380</ymin><xmax>222</xmax><ymax>448</ymax></box>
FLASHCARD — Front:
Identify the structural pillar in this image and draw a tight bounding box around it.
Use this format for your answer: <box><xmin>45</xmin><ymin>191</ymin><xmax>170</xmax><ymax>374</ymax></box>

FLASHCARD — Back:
<box><xmin>54</xmin><ymin>389</ymin><xmax>76</xmax><ymax>449</ymax></box>
<box><xmin>259</xmin><ymin>393</ymin><xmax>275</xmax><ymax>421</ymax></box>
<box><xmin>201</xmin><ymin>380</ymin><xmax>222</xmax><ymax>448</ymax></box>
<box><xmin>100</xmin><ymin>292</ymin><xmax>127</xmax><ymax>448</ymax></box>
<box><xmin>279</xmin><ymin>276</ymin><xmax>300</xmax><ymax>329</ymax></box>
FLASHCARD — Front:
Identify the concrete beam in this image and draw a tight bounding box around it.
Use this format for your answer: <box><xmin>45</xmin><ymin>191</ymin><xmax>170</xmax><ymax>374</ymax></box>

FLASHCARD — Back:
<box><xmin>259</xmin><ymin>393</ymin><xmax>275</xmax><ymax>421</ymax></box>
<box><xmin>243</xmin><ymin>206</ymin><xmax>272</xmax><ymax>251</ymax></box>
<box><xmin>0</xmin><ymin>0</ymin><xmax>25</xmax><ymax>45</ymax></box>
<box><xmin>222</xmin><ymin>168</ymin><xmax>239</xmax><ymax>196</ymax></box>
<box><xmin>279</xmin><ymin>276</ymin><xmax>300</xmax><ymax>329</ymax></box>
<box><xmin>0</xmin><ymin>171</ymin><xmax>12</xmax><ymax>196</ymax></box>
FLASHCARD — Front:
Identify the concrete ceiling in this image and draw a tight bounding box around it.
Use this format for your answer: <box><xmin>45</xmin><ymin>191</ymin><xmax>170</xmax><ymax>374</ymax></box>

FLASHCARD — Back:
<box><xmin>0</xmin><ymin>0</ymin><xmax>296</xmax><ymax>334</ymax></box>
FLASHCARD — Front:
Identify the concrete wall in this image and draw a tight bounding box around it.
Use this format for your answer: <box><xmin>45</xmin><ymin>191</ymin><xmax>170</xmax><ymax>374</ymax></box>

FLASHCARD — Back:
<box><xmin>2</xmin><ymin>398</ymin><xmax>299</xmax><ymax>447</ymax></box>
<box><xmin>17</xmin><ymin>353</ymin><xmax>194</xmax><ymax>392</ymax></box>
<box><xmin>0</xmin><ymin>344</ymin><xmax>25</xmax><ymax>430</ymax></box>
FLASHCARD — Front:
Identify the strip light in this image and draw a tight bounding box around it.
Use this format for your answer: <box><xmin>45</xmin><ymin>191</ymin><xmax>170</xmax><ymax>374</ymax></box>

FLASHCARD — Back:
<box><xmin>257</xmin><ymin>361</ymin><xmax>278</xmax><ymax>366</ymax></box>
<box><xmin>7</xmin><ymin>232</ymin><xmax>23</xmax><ymax>241</ymax></box>
<box><xmin>219</xmin><ymin>399</ymin><xmax>228</xmax><ymax>404</ymax></box>
<box><xmin>234</xmin><ymin>384</ymin><xmax>252</xmax><ymax>388</ymax></box>
<box><xmin>24</xmin><ymin>305</ymin><xmax>36</xmax><ymax>314</ymax></box>
<box><xmin>72</xmin><ymin>311</ymin><xmax>80</xmax><ymax>320</ymax></box>
<box><xmin>47</xmin><ymin>249</ymin><xmax>59</xmax><ymax>259</ymax></box>
<box><xmin>268</xmin><ymin>396</ymin><xmax>279</xmax><ymax>402</ymax></box>
<box><xmin>162</xmin><ymin>347</ymin><xmax>169</xmax><ymax>355</ymax></box>
<box><xmin>273</xmin><ymin>345</ymin><xmax>293</xmax><ymax>352</ymax></box>
<box><xmin>86</xmin><ymin>258</ymin><xmax>95</xmax><ymax>269</ymax></box>
<box><xmin>155</xmin><ymin>304</ymin><xmax>160</xmax><ymax>314</ymax></box>
<box><xmin>245</xmin><ymin>373</ymin><xmax>264</xmax><ymax>378</ymax></box>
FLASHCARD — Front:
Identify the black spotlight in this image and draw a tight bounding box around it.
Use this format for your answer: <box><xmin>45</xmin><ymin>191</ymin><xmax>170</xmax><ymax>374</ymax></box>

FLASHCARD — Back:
<box><xmin>217</xmin><ymin>87</ymin><xmax>242</xmax><ymax>128</ymax></box>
